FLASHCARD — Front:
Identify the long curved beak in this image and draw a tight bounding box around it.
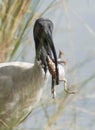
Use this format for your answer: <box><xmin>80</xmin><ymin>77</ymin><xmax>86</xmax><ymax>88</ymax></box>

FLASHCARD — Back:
<box><xmin>45</xmin><ymin>32</ymin><xmax>59</xmax><ymax>85</ymax></box>
<box><xmin>33</xmin><ymin>18</ymin><xmax>59</xmax><ymax>85</ymax></box>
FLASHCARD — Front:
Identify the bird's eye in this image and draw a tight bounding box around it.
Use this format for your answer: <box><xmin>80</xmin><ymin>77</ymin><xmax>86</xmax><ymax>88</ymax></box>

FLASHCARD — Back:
<box><xmin>48</xmin><ymin>25</ymin><xmax>52</xmax><ymax>33</ymax></box>
<box><xmin>48</xmin><ymin>25</ymin><xmax>51</xmax><ymax>29</ymax></box>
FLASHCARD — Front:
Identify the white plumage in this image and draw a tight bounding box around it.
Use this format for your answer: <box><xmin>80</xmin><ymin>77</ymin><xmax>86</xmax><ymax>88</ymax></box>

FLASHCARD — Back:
<box><xmin>0</xmin><ymin>61</ymin><xmax>49</xmax><ymax>129</ymax></box>
<box><xmin>0</xmin><ymin>18</ymin><xmax>67</xmax><ymax>129</ymax></box>
<box><xmin>0</xmin><ymin>61</ymin><xmax>66</xmax><ymax>129</ymax></box>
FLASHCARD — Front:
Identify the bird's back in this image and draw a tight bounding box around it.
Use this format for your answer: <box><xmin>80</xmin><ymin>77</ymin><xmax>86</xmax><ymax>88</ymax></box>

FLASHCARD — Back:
<box><xmin>0</xmin><ymin>62</ymin><xmax>48</xmax><ymax>129</ymax></box>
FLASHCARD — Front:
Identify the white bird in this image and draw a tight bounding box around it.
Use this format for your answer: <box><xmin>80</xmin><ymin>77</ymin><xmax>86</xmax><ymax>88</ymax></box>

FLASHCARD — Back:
<box><xmin>0</xmin><ymin>18</ymin><xmax>60</xmax><ymax>129</ymax></box>
<box><xmin>0</xmin><ymin>18</ymin><xmax>76</xmax><ymax>130</ymax></box>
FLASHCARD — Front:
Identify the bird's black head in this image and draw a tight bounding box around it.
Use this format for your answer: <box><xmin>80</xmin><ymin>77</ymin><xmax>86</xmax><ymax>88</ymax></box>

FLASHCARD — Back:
<box><xmin>33</xmin><ymin>18</ymin><xmax>59</xmax><ymax>85</ymax></box>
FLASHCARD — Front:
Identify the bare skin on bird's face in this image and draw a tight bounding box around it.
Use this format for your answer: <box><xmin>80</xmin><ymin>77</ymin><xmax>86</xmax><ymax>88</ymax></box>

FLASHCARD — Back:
<box><xmin>34</xmin><ymin>18</ymin><xmax>59</xmax><ymax>85</ymax></box>
<box><xmin>0</xmin><ymin>18</ymin><xmax>60</xmax><ymax>129</ymax></box>
<box><xmin>0</xmin><ymin>18</ymin><xmax>76</xmax><ymax>129</ymax></box>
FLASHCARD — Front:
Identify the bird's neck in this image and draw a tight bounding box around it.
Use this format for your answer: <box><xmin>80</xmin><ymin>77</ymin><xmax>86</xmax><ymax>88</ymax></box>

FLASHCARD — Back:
<box><xmin>34</xmin><ymin>59</ymin><xmax>41</xmax><ymax>66</ymax></box>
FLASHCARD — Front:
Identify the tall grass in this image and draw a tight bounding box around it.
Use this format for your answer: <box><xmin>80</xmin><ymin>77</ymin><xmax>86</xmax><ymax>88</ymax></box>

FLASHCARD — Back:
<box><xmin>0</xmin><ymin>0</ymin><xmax>56</xmax><ymax>129</ymax></box>
<box><xmin>0</xmin><ymin>0</ymin><xmax>95</xmax><ymax>130</ymax></box>
<box><xmin>0</xmin><ymin>0</ymin><xmax>55</xmax><ymax>62</ymax></box>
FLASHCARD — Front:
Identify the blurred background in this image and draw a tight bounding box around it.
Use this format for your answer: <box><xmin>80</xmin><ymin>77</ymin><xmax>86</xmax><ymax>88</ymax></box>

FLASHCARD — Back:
<box><xmin>0</xmin><ymin>0</ymin><xmax>95</xmax><ymax>130</ymax></box>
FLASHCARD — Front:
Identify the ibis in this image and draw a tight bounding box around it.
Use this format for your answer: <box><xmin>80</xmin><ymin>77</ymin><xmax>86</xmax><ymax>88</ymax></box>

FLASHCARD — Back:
<box><xmin>0</xmin><ymin>18</ymin><xmax>73</xmax><ymax>130</ymax></box>
<box><xmin>0</xmin><ymin>18</ymin><xmax>61</xmax><ymax>129</ymax></box>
